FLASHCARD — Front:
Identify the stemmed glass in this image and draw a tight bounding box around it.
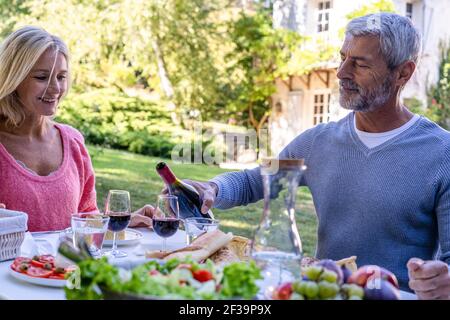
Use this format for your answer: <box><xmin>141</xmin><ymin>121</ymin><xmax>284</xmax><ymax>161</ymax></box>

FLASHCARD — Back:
<box><xmin>104</xmin><ymin>190</ymin><xmax>131</xmax><ymax>258</ymax></box>
<box><xmin>152</xmin><ymin>195</ymin><xmax>180</xmax><ymax>252</ymax></box>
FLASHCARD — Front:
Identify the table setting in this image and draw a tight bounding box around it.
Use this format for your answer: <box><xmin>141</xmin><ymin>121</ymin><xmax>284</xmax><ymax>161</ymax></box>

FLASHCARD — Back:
<box><xmin>0</xmin><ymin>211</ymin><xmax>418</xmax><ymax>300</ymax></box>
<box><xmin>0</xmin><ymin>160</ymin><xmax>418</xmax><ymax>300</ymax></box>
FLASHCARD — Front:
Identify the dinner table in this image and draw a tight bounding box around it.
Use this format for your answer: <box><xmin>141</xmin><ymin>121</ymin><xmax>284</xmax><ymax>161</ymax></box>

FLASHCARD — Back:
<box><xmin>0</xmin><ymin>227</ymin><xmax>418</xmax><ymax>300</ymax></box>
<box><xmin>0</xmin><ymin>227</ymin><xmax>187</xmax><ymax>300</ymax></box>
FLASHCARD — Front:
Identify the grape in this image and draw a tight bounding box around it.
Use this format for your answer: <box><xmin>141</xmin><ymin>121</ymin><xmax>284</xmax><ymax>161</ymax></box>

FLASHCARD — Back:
<box><xmin>303</xmin><ymin>265</ymin><xmax>323</xmax><ymax>281</ymax></box>
<box><xmin>292</xmin><ymin>281</ymin><xmax>303</xmax><ymax>294</ymax></box>
<box><xmin>349</xmin><ymin>285</ymin><xmax>364</xmax><ymax>298</ymax></box>
<box><xmin>315</xmin><ymin>259</ymin><xmax>343</xmax><ymax>284</ymax></box>
<box><xmin>341</xmin><ymin>265</ymin><xmax>352</xmax><ymax>283</ymax></box>
<box><xmin>303</xmin><ymin>281</ymin><xmax>319</xmax><ymax>299</ymax></box>
<box><xmin>318</xmin><ymin>281</ymin><xmax>340</xmax><ymax>299</ymax></box>
<box><xmin>319</xmin><ymin>270</ymin><xmax>338</xmax><ymax>283</ymax></box>
<box><xmin>290</xmin><ymin>292</ymin><xmax>305</xmax><ymax>300</ymax></box>
<box><xmin>341</xmin><ymin>283</ymin><xmax>364</xmax><ymax>299</ymax></box>
<box><xmin>295</xmin><ymin>281</ymin><xmax>311</xmax><ymax>296</ymax></box>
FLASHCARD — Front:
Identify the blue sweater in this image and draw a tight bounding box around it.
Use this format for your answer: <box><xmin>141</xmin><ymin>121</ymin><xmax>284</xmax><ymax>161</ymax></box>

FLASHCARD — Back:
<box><xmin>210</xmin><ymin>112</ymin><xmax>450</xmax><ymax>291</ymax></box>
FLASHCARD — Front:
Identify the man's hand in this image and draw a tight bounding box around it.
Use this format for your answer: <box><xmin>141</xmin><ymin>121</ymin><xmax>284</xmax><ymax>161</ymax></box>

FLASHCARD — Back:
<box><xmin>129</xmin><ymin>205</ymin><xmax>156</xmax><ymax>228</ymax></box>
<box><xmin>407</xmin><ymin>258</ymin><xmax>450</xmax><ymax>300</ymax></box>
<box><xmin>162</xmin><ymin>179</ymin><xmax>218</xmax><ymax>214</ymax></box>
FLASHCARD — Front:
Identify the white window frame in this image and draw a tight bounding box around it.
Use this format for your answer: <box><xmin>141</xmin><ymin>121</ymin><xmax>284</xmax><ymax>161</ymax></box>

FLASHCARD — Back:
<box><xmin>313</xmin><ymin>91</ymin><xmax>331</xmax><ymax>125</ymax></box>
<box><xmin>406</xmin><ymin>2</ymin><xmax>413</xmax><ymax>19</ymax></box>
<box><xmin>317</xmin><ymin>1</ymin><xmax>332</xmax><ymax>33</ymax></box>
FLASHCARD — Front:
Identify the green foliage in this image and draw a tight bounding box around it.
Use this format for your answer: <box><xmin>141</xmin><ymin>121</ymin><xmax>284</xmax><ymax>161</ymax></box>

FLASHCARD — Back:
<box><xmin>426</xmin><ymin>47</ymin><xmax>450</xmax><ymax>129</ymax></box>
<box><xmin>88</xmin><ymin>146</ymin><xmax>318</xmax><ymax>256</ymax></box>
<box><xmin>6</xmin><ymin>0</ymin><xmax>229</xmax><ymax>118</ymax></box>
<box><xmin>0</xmin><ymin>0</ymin><xmax>30</xmax><ymax>37</ymax></box>
<box><xmin>56</xmin><ymin>88</ymin><xmax>180</xmax><ymax>158</ymax></box>
<box><xmin>340</xmin><ymin>0</ymin><xmax>396</xmax><ymax>39</ymax></box>
<box><xmin>346</xmin><ymin>0</ymin><xmax>396</xmax><ymax>21</ymax></box>
<box><xmin>227</xmin><ymin>5</ymin><xmax>334</xmax><ymax>131</ymax></box>
<box><xmin>403</xmin><ymin>98</ymin><xmax>439</xmax><ymax>123</ymax></box>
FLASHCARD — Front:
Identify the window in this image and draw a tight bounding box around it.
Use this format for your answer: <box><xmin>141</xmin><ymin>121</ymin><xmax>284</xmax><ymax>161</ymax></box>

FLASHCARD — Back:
<box><xmin>317</xmin><ymin>1</ymin><xmax>332</xmax><ymax>32</ymax></box>
<box><xmin>406</xmin><ymin>2</ymin><xmax>413</xmax><ymax>19</ymax></box>
<box><xmin>313</xmin><ymin>93</ymin><xmax>331</xmax><ymax>125</ymax></box>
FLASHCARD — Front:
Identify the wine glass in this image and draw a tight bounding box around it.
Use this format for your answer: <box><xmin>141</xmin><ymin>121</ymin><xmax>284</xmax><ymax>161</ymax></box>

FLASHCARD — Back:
<box><xmin>104</xmin><ymin>190</ymin><xmax>131</xmax><ymax>258</ymax></box>
<box><xmin>184</xmin><ymin>217</ymin><xmax>219</xmax><ymax>245</ymax></box>
<box><xmin>152</xmin><ymin>195</ymin><xmax>180</xmax><ymax>252</ymax></box>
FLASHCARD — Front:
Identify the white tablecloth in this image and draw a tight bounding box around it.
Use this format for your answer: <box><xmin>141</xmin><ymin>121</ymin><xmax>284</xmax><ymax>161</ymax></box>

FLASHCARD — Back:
<box><xmin>0</xmin><ymin>227</ymin><xmax>418</xmax><ymax>300</ymax></box>
<box><xmin>0</xmin><ymin>227</ymin><xmax>186</xmax><ymax>300</ymax></box>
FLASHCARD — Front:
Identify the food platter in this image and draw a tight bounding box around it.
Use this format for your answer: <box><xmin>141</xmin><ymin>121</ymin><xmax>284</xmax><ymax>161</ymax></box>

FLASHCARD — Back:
<box><xmin>9</xmin><ymin>267</ymin><xmax>67</xmax><ymax>288</ymax></box>
<box><xmin>8</xmin><ymin>255</ymin><xmax>70</xmax><ymax>288</ymax></box>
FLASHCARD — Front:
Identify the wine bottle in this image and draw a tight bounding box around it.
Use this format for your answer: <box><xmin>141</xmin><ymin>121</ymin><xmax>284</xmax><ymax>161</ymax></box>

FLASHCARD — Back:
<box><xmin>156</xmin><ymin>162</ymin><xmax>214</xmax><ymax>220</ymax></box>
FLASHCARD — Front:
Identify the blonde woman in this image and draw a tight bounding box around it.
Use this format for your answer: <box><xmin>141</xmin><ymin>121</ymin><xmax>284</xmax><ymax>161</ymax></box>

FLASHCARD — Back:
<box><xmin>0</xmin><ymin>26</ymin><xmax>153</xmax><ymax>231</ymax></box>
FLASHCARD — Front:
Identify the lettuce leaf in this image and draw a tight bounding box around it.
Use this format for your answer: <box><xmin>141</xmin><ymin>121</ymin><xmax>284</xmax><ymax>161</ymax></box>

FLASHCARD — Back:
<box><xmin>220</xmin><ymin>261</ymin><xmax>262</xmax><ymax>299</ymax></box>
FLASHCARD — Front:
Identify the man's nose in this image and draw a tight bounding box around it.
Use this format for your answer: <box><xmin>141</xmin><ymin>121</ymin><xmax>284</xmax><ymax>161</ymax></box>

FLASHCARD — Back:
<box><xmin>337</xmin><ymin>59</ymin><xmax>353</xmax><ymax>80</ymax></box>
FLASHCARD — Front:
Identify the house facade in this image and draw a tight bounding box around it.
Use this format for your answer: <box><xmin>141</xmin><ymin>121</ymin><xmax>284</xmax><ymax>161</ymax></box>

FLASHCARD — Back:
<box><xmin>269</xmin><ymin>0</ymin><xmax>450</xmax><ymax>154</ymax></box>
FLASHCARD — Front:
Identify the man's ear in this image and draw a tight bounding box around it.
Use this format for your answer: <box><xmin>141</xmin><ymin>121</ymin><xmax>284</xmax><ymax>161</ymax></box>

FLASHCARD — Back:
<box><xmin>395</xmin><ymin>60</ymin><xmax>416</xmax><ymax>87</ymax></box>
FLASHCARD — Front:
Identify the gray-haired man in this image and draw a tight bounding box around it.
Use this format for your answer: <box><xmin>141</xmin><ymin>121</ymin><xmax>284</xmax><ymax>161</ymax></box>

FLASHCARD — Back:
<box><xmin>158</xmin><ymin>13</ymin><xmax>450</xmax><ymax>299</ymax></box>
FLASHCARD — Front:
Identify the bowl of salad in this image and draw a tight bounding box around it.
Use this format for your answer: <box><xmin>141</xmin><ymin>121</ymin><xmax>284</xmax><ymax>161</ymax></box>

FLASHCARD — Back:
<box><xmin>64</xmin><ymin>256</ymin><xmax>262</xmax><ymax>300</ymax></box>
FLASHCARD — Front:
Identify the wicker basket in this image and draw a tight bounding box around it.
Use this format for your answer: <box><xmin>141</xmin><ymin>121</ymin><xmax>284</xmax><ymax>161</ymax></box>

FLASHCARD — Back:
<box><xmin>0</xmin><ymin>209</ymin><xmax>28</xmax><ymax>262</ymax></box>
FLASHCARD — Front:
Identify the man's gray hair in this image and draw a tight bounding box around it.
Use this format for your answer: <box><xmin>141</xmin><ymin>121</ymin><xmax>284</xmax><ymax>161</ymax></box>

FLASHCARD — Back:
<box><xmin>345</xmin><ymin>13</ymin><xmax>422</xmax><ymax>69</ymax></box>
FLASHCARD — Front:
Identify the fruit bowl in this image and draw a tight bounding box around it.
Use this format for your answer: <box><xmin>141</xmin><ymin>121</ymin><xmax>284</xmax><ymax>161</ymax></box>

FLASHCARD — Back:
<box><xmin>272</xmin><ymin>259</ymin><xmax>402</xmax><ymax>300</ymax></box>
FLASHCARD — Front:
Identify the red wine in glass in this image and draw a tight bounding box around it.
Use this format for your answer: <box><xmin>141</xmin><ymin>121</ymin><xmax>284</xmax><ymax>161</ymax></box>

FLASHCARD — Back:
<box><xmin>152</xmin><ymin>218</ymin><xmax>180</xmax><ymax>238</ymax></box>
<box><xmin>154</xmin><ymin>195</ymin><xmax>180</xmax><ymax>251</ymax></box>
<box><xmin>104</xmin><ymin>190</ymin><xmax>131</xmax><ymax>258</ymax></box>
<box><xmin>108</xmin><ymin>213</ymin><xmax>131</xmax><ymax>232</ymax></box>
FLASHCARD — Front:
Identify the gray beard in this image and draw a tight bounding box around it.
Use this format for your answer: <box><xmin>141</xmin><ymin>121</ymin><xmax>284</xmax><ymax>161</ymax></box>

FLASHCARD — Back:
<box><xmin>339</xmin><ymin>75</ymin><xmax>395</xmax><ymax>112</ymax></box>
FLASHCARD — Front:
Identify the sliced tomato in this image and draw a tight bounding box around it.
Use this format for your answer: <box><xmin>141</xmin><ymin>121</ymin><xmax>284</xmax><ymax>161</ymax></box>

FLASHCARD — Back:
<box><xmin>12</xmin><ymin>257</ymin><xmax>31</xmax><ymax>267</ymax></box>
<box><xmin>31</xmin><ymin>260</ymin><xmax>45</xmax><ymax>268</ymax></box>
<box><xmin>48</xmin><ymin>273</ymin><xmax>66</xmax><ymax>280</ymax></box>
<box><xmin>10</xmin><ymin>264</ymin><xmax>23</xmax><ymax>273</ymax></box>
<box><xmin>38</xmin><ymin>255</ymin><xmax>55</xmax><ymax>265</ymax></box>
<box><xmin>192</xmin><ymin>269</ymin><xmax>213</xmax><ymax>283</ymax></box>
<box><xmin>26</xmin><ymin>265</ymin><xmax>53</xmax><ymax>278</ymax></box>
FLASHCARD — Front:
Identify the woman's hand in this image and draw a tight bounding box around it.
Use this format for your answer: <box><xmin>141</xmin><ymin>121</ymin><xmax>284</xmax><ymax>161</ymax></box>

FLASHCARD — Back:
<box><xmin>129</xmin><ymin>205</ymin><xmax>156</xmax><ymax>228</ymax></box>
<box><xmin>0</xmin><ymin>203</ymin><xmax>5</xmax><ymax>209</ymax></box>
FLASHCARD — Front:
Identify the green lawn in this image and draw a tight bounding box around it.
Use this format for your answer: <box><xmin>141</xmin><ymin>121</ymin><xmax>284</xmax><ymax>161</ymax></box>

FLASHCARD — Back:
<box><xmin>88</xmin><ymin>145</ymin><xmax>318</xmax><ymax>256</ymax></box>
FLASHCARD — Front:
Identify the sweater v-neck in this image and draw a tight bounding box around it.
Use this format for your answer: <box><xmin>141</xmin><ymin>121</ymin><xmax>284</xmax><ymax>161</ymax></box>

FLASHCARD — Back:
<box><xmin>347</xmin><ymin>111</ymin><xmax>423</xmax><ymax>156</ymax></box>
<box><xmin>0</xmin><ymin>123</ymin><xmax>68</xmax><ymax>182</ymax></box>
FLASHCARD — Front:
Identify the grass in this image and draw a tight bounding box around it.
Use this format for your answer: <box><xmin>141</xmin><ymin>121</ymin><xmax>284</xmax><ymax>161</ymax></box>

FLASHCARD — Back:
<box><xmin>88</xmin><ymin>145</ymin><xmax>318</xmax><ymax>256</ymax></box>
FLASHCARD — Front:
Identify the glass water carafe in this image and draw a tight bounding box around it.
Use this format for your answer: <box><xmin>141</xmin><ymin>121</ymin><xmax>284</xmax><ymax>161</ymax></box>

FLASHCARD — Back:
<box><xmin>251</xmin><ymin>158</ymin><xmax>306</xmax><ymax>298</ymax></box>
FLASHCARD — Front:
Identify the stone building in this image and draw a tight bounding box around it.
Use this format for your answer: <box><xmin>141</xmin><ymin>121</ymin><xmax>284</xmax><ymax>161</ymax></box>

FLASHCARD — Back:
<box><xmin>270</xmin><ymin>0</ymin><xmax>450</xmax><ymax>154</ymax></box>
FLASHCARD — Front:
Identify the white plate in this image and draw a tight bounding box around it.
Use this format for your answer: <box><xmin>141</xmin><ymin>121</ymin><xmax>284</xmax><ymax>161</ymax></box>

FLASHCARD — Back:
<box><xmin>65</xmin><ymin>228</ymin><xmax>144</xmax><ymax>247</ymax></box>
<box><xmin>9</xmin><ymin>267</ymin><xmax>67</xmax><ymax>288</ymax></box>
<box><xmin>104</xmin><ymin>229</ymin><xmax>143</xmax><ymax>246</ymax></box>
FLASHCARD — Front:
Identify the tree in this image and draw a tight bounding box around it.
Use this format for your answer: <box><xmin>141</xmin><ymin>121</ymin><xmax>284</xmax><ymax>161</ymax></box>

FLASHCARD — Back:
<box><xmin>8</xmin><ymin>0</ymin><xmax>230</xmax><ymax>122</ymax></box>
<box><xmin>346</xmin><ymin>0</ymin><xmax>396</xmax><ymax>21</ymax></box>
<box><xmin>427</xmin><ymin>46</ymin><xmax>450</xmax><ymax>129</ymax></box>
<box><xmin>226</xmin><ymin>4</ymin><xmax>335</xmax><ymax>135</ymax></box>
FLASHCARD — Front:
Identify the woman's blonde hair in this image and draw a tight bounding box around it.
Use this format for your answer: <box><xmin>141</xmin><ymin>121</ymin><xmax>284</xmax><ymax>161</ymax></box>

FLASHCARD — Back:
<box><xmin>0</xmin><ymin>26</ymin><xmax>70</xmax><ymax>127</ymax></box>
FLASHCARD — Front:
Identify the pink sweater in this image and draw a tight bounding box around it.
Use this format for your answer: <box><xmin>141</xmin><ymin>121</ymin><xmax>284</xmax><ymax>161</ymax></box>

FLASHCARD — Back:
<box><xmin>0</xmin><ymin>123</ymin><xmax>99</xmax><ymax>232</ymax></box>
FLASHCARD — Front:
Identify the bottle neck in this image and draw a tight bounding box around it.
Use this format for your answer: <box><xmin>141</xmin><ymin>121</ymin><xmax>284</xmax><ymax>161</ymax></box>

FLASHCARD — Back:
<box><xmin>157</xmin><ymin>165</ymin><xmax>177</xmax><ymax>185</ymax></box>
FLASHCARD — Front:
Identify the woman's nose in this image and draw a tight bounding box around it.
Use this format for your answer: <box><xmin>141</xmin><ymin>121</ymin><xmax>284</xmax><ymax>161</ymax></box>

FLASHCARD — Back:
<box><xmin>46</xmin><ymin>78</ymin><xmax>61</xmax><ymax>94</ymax></box>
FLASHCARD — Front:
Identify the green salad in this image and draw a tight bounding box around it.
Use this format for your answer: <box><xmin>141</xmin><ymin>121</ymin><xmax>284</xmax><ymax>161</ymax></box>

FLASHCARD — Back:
<box><xmin>65</xmin><ymin>257</ymin><xmax>262</xmax><ymax>300</ymax></box>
